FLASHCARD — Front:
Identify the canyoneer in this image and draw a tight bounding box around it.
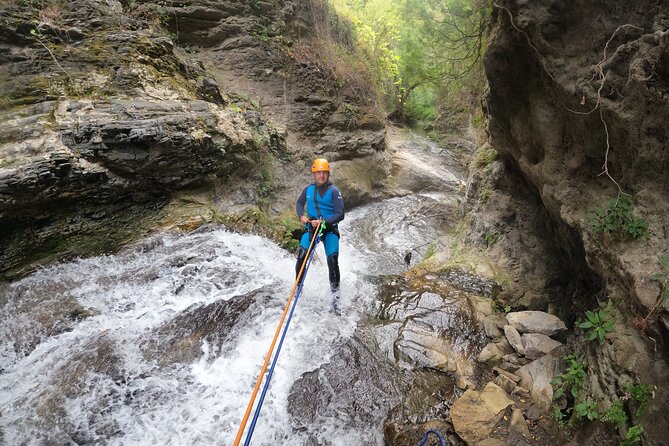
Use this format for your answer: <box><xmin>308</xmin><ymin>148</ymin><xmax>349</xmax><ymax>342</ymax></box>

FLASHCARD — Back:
<box><xmin>295</xmin><ymin>158</ymin><xmax>345</xmax><ymax>314</ymax></box>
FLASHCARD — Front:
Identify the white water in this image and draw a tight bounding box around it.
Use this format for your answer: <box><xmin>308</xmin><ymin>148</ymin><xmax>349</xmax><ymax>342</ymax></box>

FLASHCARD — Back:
<box><xmin>0</xmin><ymin>195</ymin><xmax>446</xmax><ymax>445</ymax></box>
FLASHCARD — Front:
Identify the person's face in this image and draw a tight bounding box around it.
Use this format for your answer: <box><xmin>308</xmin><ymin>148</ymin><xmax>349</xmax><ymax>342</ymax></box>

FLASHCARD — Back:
<box><xmin>313</xmin><ymin>170</ymin><xmax>329</xmax><ymax>186</ymax></box>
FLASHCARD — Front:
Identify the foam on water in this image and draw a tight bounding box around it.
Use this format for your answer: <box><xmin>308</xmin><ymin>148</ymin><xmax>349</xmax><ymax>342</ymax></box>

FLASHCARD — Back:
<box><xmin>1</xmin><ymin>195</ymin><xmax>441</xmax><ymax>445</ymax></box>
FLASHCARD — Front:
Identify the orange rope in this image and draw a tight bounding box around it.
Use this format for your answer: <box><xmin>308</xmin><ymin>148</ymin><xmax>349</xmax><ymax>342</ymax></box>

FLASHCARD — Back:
<box><xmin>233</xmin><ymin>224</ymin><xmax>320</xmax><ymax>445</ymax></box>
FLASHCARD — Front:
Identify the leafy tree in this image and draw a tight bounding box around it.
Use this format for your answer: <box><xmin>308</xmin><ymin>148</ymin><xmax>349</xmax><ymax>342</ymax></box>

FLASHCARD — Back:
<box><xmin>329</xmin><ymin>0</ymin><xmax>490</xmax><ymax>127</ymax></box>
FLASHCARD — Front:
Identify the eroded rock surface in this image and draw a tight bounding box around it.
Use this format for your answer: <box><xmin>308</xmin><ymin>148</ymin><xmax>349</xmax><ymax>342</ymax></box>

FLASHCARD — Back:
<box><xmin>485</xmin><ymin>2</ymin><xmax>669</xmax><ymax>441</ymax></box>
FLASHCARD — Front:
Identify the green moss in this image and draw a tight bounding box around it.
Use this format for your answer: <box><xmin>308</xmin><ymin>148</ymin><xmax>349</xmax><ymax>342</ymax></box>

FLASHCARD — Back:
<box><xmin>474</xmin><ymin>145</ymin><xmax>497</xmax><ymax>169</ymax></box>
<box><xmin>219</xmin><ymin>207</ymin><xmax>302</xmax><ymax>252</ymax></box>
<box><xmin>0</xmin><ymin>158</ymin><xmax>17</xmax><ymax>168</ymax></box>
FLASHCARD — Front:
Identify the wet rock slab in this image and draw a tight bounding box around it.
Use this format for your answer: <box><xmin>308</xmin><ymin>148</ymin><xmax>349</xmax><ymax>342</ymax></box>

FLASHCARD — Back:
<box><xmin>287</xmin><ymin>332</ymin><xmax>401</xmax><ymax>442</ymax></box>
<box><xmin>141</xmin><ymin>288</ymin><xmax>273</xmax><ymax>366</ymax></box>
<box><xmin>375</xmin><ymin>275</ymin><xmax>490</xmax><ymax>388</ymax></box>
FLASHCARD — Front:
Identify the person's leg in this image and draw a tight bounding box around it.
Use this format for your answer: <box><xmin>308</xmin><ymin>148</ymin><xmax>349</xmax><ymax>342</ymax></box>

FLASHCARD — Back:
<box><xmin>323</xmin><ymin>232</ymin><xmax>341</xmax><ymax>313</ymax></box>
<box><xmin>295</xmin><ymin>231</ymin><xmax>311</xmax><ymax>283</ymax></box>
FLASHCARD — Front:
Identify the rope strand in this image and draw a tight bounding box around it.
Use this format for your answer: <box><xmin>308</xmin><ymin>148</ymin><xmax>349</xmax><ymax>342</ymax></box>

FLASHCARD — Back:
<box><xmin>233</xmin><ymin>223</ymin><xmax>323</xmax><ymax>445</ymax></box>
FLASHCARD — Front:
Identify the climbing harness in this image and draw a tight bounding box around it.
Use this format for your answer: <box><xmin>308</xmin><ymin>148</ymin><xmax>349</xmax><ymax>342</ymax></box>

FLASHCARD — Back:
<box><xmin>418</xmin><ymin>429</ymin><xmax>446</xmax><ymax>446</ymax></box>
<box><xmin>233</xmin><ymin>221</ymin><xmax>325</xmax><ymax>446</ymax></box>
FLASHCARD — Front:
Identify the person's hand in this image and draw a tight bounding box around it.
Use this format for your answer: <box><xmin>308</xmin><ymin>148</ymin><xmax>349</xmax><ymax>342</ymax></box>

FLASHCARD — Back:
<box><xmin>299</xmin><ymin>215</ymin><xmax>309</xmax><ymax>225</ymax></box>
<box><xmin>310</xmin><ymin>219</ymin><xmax>322</xmax><ymax>228</ymax></box>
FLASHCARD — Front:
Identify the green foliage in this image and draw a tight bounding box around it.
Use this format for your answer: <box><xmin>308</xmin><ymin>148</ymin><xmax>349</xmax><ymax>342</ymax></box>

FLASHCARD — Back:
<box><xmin>423</xmin><ymin>243</ymin><xmax>437</xmax><ymax>260</ymax></box>
<box><xmin>601</xmin><ymin>400</ymin><xmax>628</xmax><ymax>428</ymax></box>
<box><xmin>625</xmin><ymin>383</ymin><xmax>654</xmax><ymax>417</ymax></box>
<box><xmin>474</xmin><ymin>145</ymin><xmax>497</xmax><ymax>173</ymax></box>
<box><xmin>503</xmin><ymin>305</ymin><xmax>511</xmax><ymax>313</ymax></box>
<box><xmin>588</xmin><ymin>195</ymin><xmax>650</xmax><ymax>240</ymax></box>
<box><xmin>552</xmin><ymin>354</ymin><xmax>586</xmax><ymax>399</ymax></box>
<box><xmin>342</xmin><ymin>102</ymin><xmax>358</xmax><ymax>128</ymax></box>
<box><xmin>577</xmin><ymin>303</ymin><xmax>615</xmax><ymax>345</ymax></box>
<box><xmin>553</xmin><ymin>405</ymin><xmax>568</xmax><ymax>428</ymax></box>
<box><xmin>620</xmin><ymin>426</ymin><xmax>644</xmax><ymax>446</ymax></box>
<box><xmin>574</xmin><ymin>398</ymin><xmax>599</xmax><ymax>421</ymax></box>
<box><xmin>330</xmin><ymin>0</ymin><xmax>489</xmax><ymax>127</ymax></box>
<box><xmin>478</xmin><ymin>184</ymin><xmax>491</xmax><ymax>204</ymax></box>
<box><xmin>403</xmin><ymin>84</ymin><xmax>438</xmax><ymax>123</ymax></box>
<box><xmin>0</xmin><ymin>158</ymin><xmax>16</xmax><ymax>169</ymax></box>
<box><xmin>483</xmin><ymin>230</ymin><xmax>498</xmax><ymax>247</ymax></box>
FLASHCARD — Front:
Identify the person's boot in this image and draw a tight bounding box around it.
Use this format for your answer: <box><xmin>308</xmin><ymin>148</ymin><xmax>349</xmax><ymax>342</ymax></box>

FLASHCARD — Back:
<box><xmin>327</xmin><ymin>253</ymin><xmax>341</xmax><ymax>315</ymax></box>
<box><xmin>295</xmin><ymin>247</ymin><xmax>308</xmax><ymax>286</ymax></box>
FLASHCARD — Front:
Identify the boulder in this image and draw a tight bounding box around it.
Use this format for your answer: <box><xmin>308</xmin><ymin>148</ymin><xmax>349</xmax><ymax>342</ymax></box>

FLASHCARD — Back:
<box><xmin>505</xmin><ymin>311</ymin><xmax>566</xmax><ymax>336</ymax></box>
<box><xmin>510</xmin><ymin>408</ymin><xmax>531</xmax><ymax>439</ymax></box>
<box><xmin>515</xmin><ymin>350</ymin><xmax>561</xmax><ymax>418</ymax></box>
<box><xmin>477</xmin><ymin>342</ymin><xmax>505</xmax><ymax>363</ymax></box>
<box><xmin>450</xmin><ymin>382</ymin><xmax>513</xmax><ymax>445</ymax></box>
<box><xmin>478</xmin><ymin>335</ymin><xmax>516</xmax><ymax>363</ymax></box>
<box><xmin>483</xmin><ymin>314</ymin><xmax>506</xmax><ymax>338</ymax></box>
<box><xmin>521</xmin><ymin>333</ymin><xmax>562</xmax><ymax>360</ymax></box>
<box><xmin>504</xmin><ymin>324</ymin><xmax>525</xmax><ymax>355</ymax></box>
<box><xmin>493</xmin><ymin>374</ymin><xmax>517</xmax><ymax>394</ymax></box>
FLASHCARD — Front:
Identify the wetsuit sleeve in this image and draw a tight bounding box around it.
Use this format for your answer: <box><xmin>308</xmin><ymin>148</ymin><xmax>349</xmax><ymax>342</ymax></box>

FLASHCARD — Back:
<box><xmin>324</xmin><ymin>186</ymin><xmax>344</xmax><ymax>226</ymax></box>
<box><xmin>296</xmin><ymin>186</ymin><xmax>308</xmax><ymax>218</ymax></box>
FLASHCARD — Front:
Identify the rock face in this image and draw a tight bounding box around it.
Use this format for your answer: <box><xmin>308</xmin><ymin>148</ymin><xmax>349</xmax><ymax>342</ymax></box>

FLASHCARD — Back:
<box><xmin>0</xmin><ymin>0</ymin><xmax>388</xmax><ymax>277</ymax></box>
<box><xmin>288</xmin><ymin>333</ymin><xmax>401</xmax><ymax>443</ymax></box>
<box><xmin>485</xmin><ymin>1</ymin><xmax>669</xmax><ymax>442</ymax></box>
<box><xmin>486</xmin><ymin>1</ymin><xmax>669</xmax><ymax>325</ymax></box>
<box><xmin>160</xmin><ymin>0</ymin><xmax>389</xmax><ymax>208</ymax></box>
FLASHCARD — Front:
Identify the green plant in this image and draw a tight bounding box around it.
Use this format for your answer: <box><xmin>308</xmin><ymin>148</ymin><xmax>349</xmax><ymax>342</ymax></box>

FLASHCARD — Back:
<box><xmin>551</xmin><ymin>355</ymin><xmax>585</xmax><ymax>399</ymax></box>
<box><xmin>423</xmin><ymin>243</ymin><xmax>437</xmax><ymax>260</ymax></box>
<box><xmin>577</xmin><ymin>303</ymin><xmax>615</xmax><ymax>345</ymax></box>
<box><xmin>588</xmin><ymin>195</ymin><xmax>650</xmax><ymax>240</ymax></box>
<box><xmin>504</xmin><ymin>305</ymin><xmax>512</xmax><ymax>313</ymax></box>
<box><xmin>483</xmin><ymin>230</ymin><xmax>498</xmax><ymax>247</ymax></box>
<box><xmin>552</xmin><ymin>354</ymin><xmax>586</xmax><ymax>399</ymax></box>
<box><xmin>475</xmin><ymin>145</ymin><xmax>497</xmax><ymax>169</ymax></box>
<box><xmin>553</xmin><ymin>405</ymin><xmax>568</xmax><ymax>428</ymax></box>
<box><xmin>478</xmin><ymin>184</ymin><xmax>491</xmax><ymax>203</ymax></box>
<box><xmin>625</xmin><ymin>383</ymin><xmax>654</xmax><ymax>416</ymax></box>
<box><xmin>620</xmin><ymin>425</ymin><xmax>644</xmax><ymax>446</ymax></box>
<box><xmin>574</xmin><ymin>398</ymin><xmax>599</xmax><ymax>421</ymax></box>
<box><xmin>342</xmin><ymin>102</ymin><xmax>358</xmax><ymax>128</ymax></box>
<box><xmin>601</xmin><ymin>400</ymin><xmax>628</xmax><ymax>428</ymax></box>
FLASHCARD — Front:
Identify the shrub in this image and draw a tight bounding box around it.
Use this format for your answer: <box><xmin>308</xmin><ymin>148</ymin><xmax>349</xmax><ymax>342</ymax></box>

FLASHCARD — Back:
<box><xmin>574</xmin><ymin>398</ymin><xmax>599</xmax><ymax>421</ymax></box>
<box><xmin>620</xmin><ymin>426</ymin><xmax>644</xmax><ymax>446</ymax></box>
<box><xmin>577</xmin><ymin>303</ymin><xmax>615</xmax><ymax>345</ymax></box>
<box><xmin>553</xmin><ymin>405</ymin><xmax>568</xmax><ymax>428</ymax></box>
<box><xmin>625</xmin><ymin>383</ymin><xmax>655</xmax><ymax>416</ymax></box>
<box><xmin>483</xmin><ymin>230</ymin><xmax>498</xmax><ymax>247</ymax></box>
<box><xmin>552</xmin><ymin>354</ymin><xmax>586</xmax><ymax>399</ymax></box>
<box><xmin>588</xmin><ymin>195</ymin><xmax>650</xmax><ymax>240</ymax></box>
<box><xmin>601</xmin><ymin>400</ymin><xmax>628</xmax><ymax>428</ymax></box>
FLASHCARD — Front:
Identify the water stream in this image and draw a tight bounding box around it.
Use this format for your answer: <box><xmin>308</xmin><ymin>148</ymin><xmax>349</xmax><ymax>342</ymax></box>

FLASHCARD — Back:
<box><xmin>0</xmin><ymin>190</ymin><xmax>463</xmax><ymax>446</ymax></box>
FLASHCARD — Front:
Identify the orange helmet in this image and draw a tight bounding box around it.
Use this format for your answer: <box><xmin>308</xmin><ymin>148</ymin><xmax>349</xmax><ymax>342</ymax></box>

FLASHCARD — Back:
<box><xmin>311</xmin><ymin>158</ymin><xmax>330</xmax><ymax>172</ymax></box>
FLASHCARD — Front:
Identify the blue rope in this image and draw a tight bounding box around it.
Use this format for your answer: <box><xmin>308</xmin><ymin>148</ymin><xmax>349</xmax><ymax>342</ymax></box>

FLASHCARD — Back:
<box><xmin>418</xmin><ymin>429</ymin><xmax>446</xmax><ymax>446</ymax></box>
<box><xmin>243</xmin><ymin>233</ymin><xmax>321</xmax><ymax>445</ymax></box>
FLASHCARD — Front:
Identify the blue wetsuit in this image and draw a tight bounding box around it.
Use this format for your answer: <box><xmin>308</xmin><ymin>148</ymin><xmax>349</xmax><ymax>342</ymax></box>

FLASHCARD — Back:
<box><xmin>295</xmin><ymin>181</ymin><xmax>345</xmax><ymax>297</ymax></box>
